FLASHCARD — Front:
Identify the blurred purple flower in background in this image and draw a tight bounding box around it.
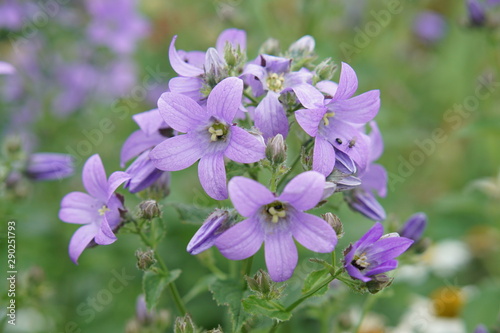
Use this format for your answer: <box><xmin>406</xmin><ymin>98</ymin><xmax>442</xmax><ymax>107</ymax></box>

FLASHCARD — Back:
<box><xmin>413</xmin><ymin>11</ymin><xmax>447</xmax><ymax>44</ymax></box>
<box><xmin>0</xmin><ymin>61</ymin><xmax>15</xmax><ymax>75</ymax></box>
<box><xmin>0</xmin><ymin>0</ymin><xmax>25</xmax><ymax>30</ymax></box>
<box><xmin>26</xmin><ymin>153</ymin><xmax>74</xmax><ymax>181</ymax></box>
<box><xmin>467</xmin><ymin>0</ymin><xmax>487</xmax><ymax>26</ymax></box>
<box><xmin>399</xmin><ymin>212</ymin><xmax>427</xmax><ymax>243</ymax></box>
<box><xmin>215</xmin><ymin>171</ymin><xmax>337</xmax><ymax>282</ymax></box>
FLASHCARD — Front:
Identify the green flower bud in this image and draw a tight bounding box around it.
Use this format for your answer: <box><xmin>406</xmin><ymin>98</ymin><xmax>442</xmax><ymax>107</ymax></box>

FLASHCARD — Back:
<box><xmin>265</xmin><ymin>134</ymin><xmax>287</xmax><ymax>165</ymax></box>
<box><xmin>321</xmin><ymin>213</ymin><xmax>344</xmax><ymax>238</ymax></box>
<box><xmin>174</xmin><ymin>313</ymin><xmax>197</xmax><ymax>333</ymax></box>
<box><xmin>314</xmin><ymin>58</ymin><xmax>337</xmax><ymax>83</ymax></box>
<box><xmin>139</xmin><ymin>200</ymin><xmax>161</xmax><ymax>220</ymax></box>
<box><xmin>259</xmin><ymin>38</ymin><xmax>281</xmax><ymax>56</ymax></box>
<box><xmin>135</xmin><ymin>249</ymin><xmax>156</xmax><ymax>271</ymax></box>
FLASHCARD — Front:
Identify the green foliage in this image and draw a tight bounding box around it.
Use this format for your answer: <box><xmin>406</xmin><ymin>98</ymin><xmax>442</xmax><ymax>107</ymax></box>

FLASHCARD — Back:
<box><xmin>209</xmin><ymin>279</ymin><xmax>251</xmax><ymax>332</ymax></box>
<box><xmin>301</xmin><ymin>269</ymin><xmax>330</xmax><ymax>296</ymax></box>
<box><xmin>169</xmin><ymin>202</ymin><xmax>215</xmax><ymax>225</ymax></box>
<box><xmin>143</xmin><ymin>269</ymin><xmax>182</xmax><ymax>311</ymax></box>
<box><xmin>242</xmin><ymin>295</ymin><xmax>291</xmax><ymax>322</ymax></box>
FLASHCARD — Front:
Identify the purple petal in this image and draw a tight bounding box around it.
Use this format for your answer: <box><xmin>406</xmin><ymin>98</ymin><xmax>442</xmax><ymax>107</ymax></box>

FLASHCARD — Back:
<box><xmin>133</xmin><ymin>109</ymin><xmax>167</xmax><ymax>135</ymax></box>
<box><xmin>264</xmin><ymin>228</ymin><xmax>298</xmax><ymax>282</ymax></box>
<box><xmin>368</xmin><ymin>121</ymin><xmax>384</xmax><ymax>162</ymax></box>
<box><xmin>284</xmin><ymin>70</ymin><xmax>313</xmax><ymax>87</ymax></box>
<box><xmin>278</xmin><ymin>171</ymin><xmax>325</xmax><ymax>211</ymax></box>
<box><xmin>216</xmin><ymin>28</ymin><xmax>246</xmax><ymax>54</ymax></box>
<box><xmin>225</xmin><ymin>126</ymin><xmax>265</xmax><ymax>163</ymax></box>
<box><xmin>149</xmin><ymin>134</ymin><xmax>204</xmax><ymax>171</ymax></box>
<box><xmin>312</xmin><ymin>136</ymin><xmax>335</xmax><ymax>176</ymax></box>
<box><xmin>228</xmin><ymin>176</ymin><xmax>275</xmax><ymax>217</ymax></box>
<box><xmin>182</xmin><ymin>50</ymin><xmax>206</xmax><ymax>68</ymax></box>
<box><xmin>187</xmin><ymin>210</ymin><xmax>228</xmax><ymax>255</ymax></box>
<box><xmin>168</xmin><ymin>76</ymin><xmax>204</xmax><ymax>102</ymax></box>
<box><xmin>345</xmin><ymin>263</ymin><xmax>371</xmax><ymax>282</ymax></box>
<box><xmin>399</xmin><ymin>213</ymin><xmax>427</xmax><ymax>242</ymax></box>
<box><xmin>26</xmin><ymin>153</ymin><xmax>74</xmax><ymax>180</ymax></box>
<box><xmin>347</xmin><ymin>190</ymin><xmax>386</xmax><ymax>221</ymax></box>
<box><xmin>125</xmin><ymin>152</ymin><xmax>164</xmax><ymax>193</ymax></box>
<box><xmin>328</xmin><ymin>90</ymin><xmax>380</xmax><ymax>124</ymax></box>
<box><xmin>316</xmin><ymin>80</ymin><xmax>338</xmax><ymax>97</ymax></box>
<box><xmin>241</xmin><ymin>63</ymin><xmax>266</xmax><ymax>96</ymax></box>
<box><xmin>295</xmin><ymin>108</ymin><xmax>326</xmax><ymax>137</ymax></box>
<box><xmin>368</xmin><ymin>237</ymin><xmax>413</xmax><ymax>264</ymax></box>
<box><xmin>361</xmin><ymin>164</ymin><xmax>387</xmax><ymax>197</ymax></box>
<box><xmin>332</xmin><ymin>62</ymin><xmax>358</xmax><ymax>101</ymax></box>
<box><xmin>0</xmin><ymin>61</ymin><xmax>15</xmax><ymax>75</ymax></box>
<box><xmin>168</xmin><ymin>35</ymin><xmax>204</xmax><ymax>77</ymax></box>
<box><xmin>105</xmin><ymin>195</ymin><xmax>124</xmax><ymax>229</ymax></box>
<box><xmin>82</xmin><ymin>154</ymin><xmax>108</xmax><ymax>202</ymax></box>
<box><xmin>94</xmin><ymin>215</ymin><xmax>117</xmax><ymax>245</ymax></box>
<box><xmin>364</xmin><ymin>259</ymin><xmax>398</xmax><ymax>277</ymax></box>
<box><xmin>59</xmin><ymin>192</ymin><xmax>100</xmax><ymax>224</ymax></box>
<box><xmin>157</xmin><ymin>92</ymin><xmax>209</xmax><ymax>133</ymax></box>
<box><xmin>107</xmin><ymin>171</ymin><xmax>131</xmax><ymax>199</ymax></box>
<box><xmin>69</xmin><ymin>224</ymin><xmax>99</xmax><ymax>264</ymax></box>
<box><xmin>290</xmin><ymin>211</ymin><xmax>337</xmax><ymax>253</ymax></box>
<box><xmin>335</xmin><ymin>149</ymin><xmax>357</xmax><ymax>174</ymax></box>
<box><xmin>261</xmin><ymin>55</ymin><xmax>291</xmax><ymax>74</ymax></box>
<box><xmin>353</xmin><ymin>222</ymin><xmax>384</xmax><ymax>255</ymax></box>
<box><xmin>198</xmin><ymin>153</ymin><xmax>228</xmax><ymax>200</ymax></box>
<box><xmin>254</xmin><ymin>91</ymin><xmax>289</xmax><ymax>139</ymax></box>
<box><xmin>207</xmin><ymin>77</ymin><xmax>243</xmax><ymax>123</ymax></box>
<box><xmin>120</xmin><ymin>130</ymin><xmax>165</xmax><ymax>167</ymax></box>
<box><xmin>292</xmin><ymin>84</ymin><xmax>324</xmax><ymax>109</ymax></box>
<box><xmin>215</xmin><ymin>218</ymin><xmax>264</xmax><ymax>260</ymax></box>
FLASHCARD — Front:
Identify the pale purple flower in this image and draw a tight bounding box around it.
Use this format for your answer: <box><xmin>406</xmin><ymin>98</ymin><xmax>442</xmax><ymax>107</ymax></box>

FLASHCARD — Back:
<box><xmin>59</xmin><ymin>154</ymin><xmax>130</xmax><ymax>263</ymax></box>
<box><xmin>187</xmin><ymin>209</ymin><xmax>230</xmax><ymax>255</ymax></box>
<box><xmin>150</xmin><ymin>77</ymin><xmax>266</xmax><ymax>200</ymax></box>
<box><xmin>344</xmin><ymin>222</ymin><xmax>413</xmax><ymax>282</ymax></box>
<box><xmin>413</xmin><ymin>11</ymin><xmax>447</xmax><ymax>44</ymax></box>
<box><xmin>474</xmin><ymin>324</ymin><xmax>489</xmax><ymax>333</ymax></box>
<box><xmin>345</xmin><ymin>121</ymin><xmax>387</xmax><ymax>221</ymax></box>
<box><xmin>26</xmin><ymin>153</ymin><xmax>74</xmax><ymax>181</ymax></box>
<box><xmin>295</xmin><ymin>62</ymin><xmax>380</xmax><ymax>175</ymax></box>
<box><xmin>0</xmin><ymin>0</ymin><xmax>24</xmax><ymax>30</ymax></box>
<box><xmin>0</xmin><ymin>61</ymin><xmax>15</xmax><ymax>75</ymax></box>
<box><xmin>242</xmin><ymin>54</ymin><xmax>314</xmax><ymax>139</ymax></box>
<box><xmin>399</xmin><ymin>212</ymin><xmax>427</xmax><ymax>243</ymax></box>
<box><xmin>215</xmin><ymin>171</ymin><xmax>337</xmax><ymax>282</ymax></box>
<box><xmin>467</xmin><ymin>0</ymin><xmax>486</xmax><ymax>26</ymax></box>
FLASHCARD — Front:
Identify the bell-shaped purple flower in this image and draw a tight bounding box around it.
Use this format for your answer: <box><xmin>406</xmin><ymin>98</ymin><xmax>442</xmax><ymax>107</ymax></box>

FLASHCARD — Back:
<box><xmin>150</xmin><ymin>77</ymin><xmax>266</xmax><ymax>200</ymax></box>
<box><xmin>399</xmin><ymin>212</ymin><xmax>427</xmax><ymax>243</ymax></box>
<box><xmin>413</xmin><ymin>11</ymin><xmax>447</xmax><ymax>45</ymax></box>
<box><xmin>215</xmin><ymin>171</ymin><xmax>337</xmax><ymax>282</ymax></box>
<box><xmin>343</xmin><ymin>222</ymin><xmax>413</xmax><ymax>282</ymax></box>
<box><xmin>26</xmin><ymin>153</ymin><xmax>74</xmax><ymax>181</ymax></box>
<box><xmin>59</xmin><ymin>154</ymin><xmax>130</xmax><ymax>263</ymax></box>
<box><xmin>295</xmin><ymin>62</ymin><xmax>380</xmax><ymax>175</ymax></box>
<box><xmin>187</xmin><ymin>209</ymin><xmax>230</xmax><ymax>255</ymax></box>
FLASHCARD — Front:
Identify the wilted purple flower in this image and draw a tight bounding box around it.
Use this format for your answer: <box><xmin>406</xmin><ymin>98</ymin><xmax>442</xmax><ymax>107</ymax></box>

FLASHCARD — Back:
<box><xmin>215</xmin><ymin>171</ymin><xmax>337</xmax><ymax>282</ymax></box>
<box><xmin>413</xmin><ymin>11</ymin><xmax>447</xmax><ymax>44</ymax></box>
<box><xmin>150</xmin><ymin>77</ymin><xmax>266</xmax><ymax>200</ymax></box>
<box><xmin>0</xmin><ymin>61</ymin><xmax>15</xmax><ymax>75</ymax></box>
<box><xmin>399</xmin><ymin>212</ymin><xmax>427</xmax><ymax>243</ymax></box>
<box><xmin>26</xmin><ymin>153</ymin><xmax>74</xmax><ymax>181</ymax></box>
<box><xmin>295</xmin><ymin>62</ymin><xmax>380</xmax><ymax>175</ymax></box>
<box><xmin>59</xmin><ymin>154</ymin><xmax>130</xmax><ymax>263</ymax></box>
<box><xmin>242</xmin><ymin>54</ymin><xmax>315</xmax><ymax>139</ymax></box>
<box><xmin>344</xmin><ymin>222</ymin><xmax>413</xmax><ymax>282</ymax></box>
<box><xmin>345</xmin><ymin>121</ymin><xmax>387</xmax><ymax>221</ymax></box>
<box><xmin>187</xmin><ymin>209</ymin><xmax>230</xmax><ymax>255</ymax></box>
<box><xmin>467</xmin><ymin>0</ymin><xmax>486</xmax><ymax>26</ymax></box>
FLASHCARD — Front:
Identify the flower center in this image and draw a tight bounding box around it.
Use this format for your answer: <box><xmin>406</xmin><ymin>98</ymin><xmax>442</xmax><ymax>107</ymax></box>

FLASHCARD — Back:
<box><xmin>208</xmin><ymin>122</ymin><xmax>229</xmax><ymax>142</ymax></box>
<box><xmin>98</xmin><ymin>205</ymin><xmax>110</xmax><ymax>216</ymax></box>
<box><xmin>351</xmin><ymin>253</ymin><xmax>370</xmax><ymax>270</ymax></box>
<box><xmin>266</xmin><ymin>73</ymin><xmax>285</xmax><ymax>93</ymax></box>
<box><xmin>265</xmin><ymin>201</ymin><xmax>287</xmax><ymax>223</ymax></box>
<box><xmin>322</xmin><ymin>112</ymin><xmax>335</xmax><ymax>126</ymax></box>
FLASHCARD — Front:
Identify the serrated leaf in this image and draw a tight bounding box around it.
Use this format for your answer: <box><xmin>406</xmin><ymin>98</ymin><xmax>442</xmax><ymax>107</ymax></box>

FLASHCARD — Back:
<box><xmin>143</xmin><ymin>269</ymin><xmax>182</xmax><ymax>311</ymax></box>
<box><xmin>302</xmin><ymin>268</ymin><xmax>329</xmax><ymax>296</ymax></box>
<box><xmin>242</xmin><ymin>295</ymin><xmax>291</xmax><ymax>322</ymax></box>
<box><xmin>169</xmin><ymin>202</ymin><xmax>214</xmax><ymax>225</ymax></box>
<box><xmin>210</xmin><ymin>279</ymin><xmax>250</xmax><ymax>332</ymax></box>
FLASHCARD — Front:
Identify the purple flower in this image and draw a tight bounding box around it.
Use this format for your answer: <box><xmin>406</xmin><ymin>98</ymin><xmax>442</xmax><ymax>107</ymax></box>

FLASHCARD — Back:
<box><xmin>187</xmin><ymin>209</ymin><xmax>230</xmax><ymax>255</ymax></box>
<box><xmin>0</xmin><ymin>61</ymin><xmax>15</xmax><ymax>75</ymax></box>
<box><xmin>413</xmin><ymin>11</ymin><xmax>447</xmax><ymax>44</ymax></box>
<box><xmin>474</xmin><ymin>324</ymin><xmax>489</xmax><ymax>333</ymax></box>
<box><xmin>343</xmin><ymin>222</ymin><xmax>413</xmax><ymax>282</ymax></box>
<box><xmin>0</xmin><ymin>0</ymin><xmax>24</xmax><ymax>30</ymax></box>
<box><xmin>295</xmin><ymin>62</ymin><xmax>380</xmax><ymax>175</ymax></box>
<box><xmin>399</xmin><ymin>212</ymin><xmax>427</xmax><ymax>243</ymax></box>
<box><xmin>26</xmin><ymin>153</ymin><xmax>74</xmax><ymax>181</ymax></box>
<box><xmin>242</xmin><ymin>54</ymin><xmax>314</xmax><ymax>139</ymax></box>
<box><xmin>467</xmin><ymin>0</ymin><xmax>486</xmax><ymax>26</ymax></box>
<box><xmin>215</xmin><ymin>171</ymin><xmax>337</xmax><ymax>282</ymax></box>
<box><xmin>59</xmin><ymin>154</ymin><xmax>130</xmax><ymax>263</ymax></box>
<box><xmin>345</xmin><ymin>121</ymin><xmax>387</xmax><ymax>221</ymax></box>
<box><xmin>150</xmin><ymin>77</ymin><xmax>266</xmax><ymax>200</ymax></box>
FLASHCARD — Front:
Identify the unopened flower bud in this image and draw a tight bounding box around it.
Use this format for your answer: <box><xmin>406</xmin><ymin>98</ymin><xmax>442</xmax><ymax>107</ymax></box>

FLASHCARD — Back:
<box><xmin>467</xmin><ymin>0</ymin><xmax>486</xmax><ymax>27</ymax></box>
<box><xmin>259</xmin><ymin>38</ymin><xmax>280</xmax><ymax>56</ymax></box>
<box><xmin>314</xmin><ymin>58</ymin><xmax>337</xmax><ymax>82</ymax></box>
<box><xmin>245</xmin><ymin>269</ymin><xmax>284</xmax><ymax>300</ymax></box>
<box><xmin>2</xmin><ymin>135</ymin><xmax>23</xmax><ymax>156</ymax></box>
<box><xmin>366</xmin><ymin>274</ymin><xmax>393</xmax><ymax>294</ymax></box>
<box><xmin>289</xmin><ymin>35</ymin><xmax>315</xmax><ymax>58</ymax></box>
<box><xmin>265</xmin><ymin>134</ymin><xmax>287</xmax><ymax>165</ymax></box>
<box><xmin>205</xmin><ymin>48</ymin><xmax>228</xmax><ymax>87</ymax></box>
<box><xmin>174</xmin><ymin>313</ymin><xmax>196</xmax><ymax>333</ymax></box>
<box><xmin>135</xmin><ymin>249</ymin><xmax>156</xmax><ymax>271</ymax></box>
<box><xmin>187</xmin><ymin>209</ymin><xmax>235</xmax><ymax>255</ymax></box>
<box><xmin>139</xmin><ymin>200</ymin><xmax>161</xmax><ymax>220</ymax></box>
<box><xmin>26</xmin><ymin>153</ymin><xmax>74</xmax><ymax>181</ymax></box>
<box><xmin>146</xmin><ymin>172</ymin><xmax>171</xmax><ymax>201</ymax></box>
<box><xmin>399</xmin><ymin>212</ymin><xmax>427</xmax><ymax>244</ymax></box>
<box><xmin>206</xmin><ymin>326</ymin><xmax>223</xmax><ymax>333</ymax></box>
<box><xmin>321</xmin><ymin>213</ymin><xmax>344</xmax><ymax>238</ymax></box>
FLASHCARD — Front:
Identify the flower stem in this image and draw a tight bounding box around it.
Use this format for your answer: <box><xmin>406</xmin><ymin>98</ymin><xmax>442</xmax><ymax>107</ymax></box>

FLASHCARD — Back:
<box><xmin>244</xmin><ymin>91</ymin><xmax>260</xmax><ymax>105</ymax></box>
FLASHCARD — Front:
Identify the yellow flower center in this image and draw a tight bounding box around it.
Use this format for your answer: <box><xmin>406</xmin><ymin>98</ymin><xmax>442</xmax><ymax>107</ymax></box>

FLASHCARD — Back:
<box><xmin>98</xmin><ymin>205</ymin><xmax>110</xmax><ymax>216</ymax></box>
<box><xmin>208</xmin><ymin>122</ymin><xmax>228</xmax><ymax>142</ymax></box>
<box><xmin>266</xmin><ymin>201</ymin><xmax>287</xmax><ymax>223</ymax></box>
<box><xmin>266</xmin><ymin>73</ymin><xmax>285</xmax><ymax>93</ymax></box>
<box><xmin>352</xmin><ymin>253</ymin><xmax>370</xmax><ymax>270</ymax></box>
<box><xmin>322</xmin><ymin>112</ymin><xmax>335</xmax><ymax>126</ymax></box>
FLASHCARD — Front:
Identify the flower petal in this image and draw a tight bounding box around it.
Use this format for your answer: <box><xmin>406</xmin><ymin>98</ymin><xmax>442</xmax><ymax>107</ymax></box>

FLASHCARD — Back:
<box><xmin>82</xmin><ymin>154</ymin><xmax>108</xmax><ymax>202</ymax></box>
<box><xmin>354</xmin><ymin>222</ymin><xmax>384</xmax><ymax>254</ymax></box>
<box><xmin>290</xmin><ymin>211</ymin><xmax>337</xmax><ymax>253</ymax></box>
<box><xmin>278</xmin><ymin>171</ymin><xmax>325</xmax><ymax>211</ymax></box>
<box><xmin>264</xmin><ymin>228</ymin><xmax>298</xmax><ymax>282</ymax></box>
<box><xmin>120</xmin><ymin>130</ymin><xmax>165</xmax><ymax>167</ymax></box>
<box><xmin>168</xmin><ymin>76</ymin><xmax>204</xmax><ymax>102</ymax></box>
<box><xmin>132</xmin><ymin>108</ymin><xmax>167</xmax><ymax>135</ymax></box>
<box><xmin>0</xmin><ymin>61</ymin><xmax>15</xmax><ymax>75</ymax></box>
<box><xmin>207</xmin><ymin>77</ymin><xmax>243</xmax><ymax>123</ymax></box>
<box><xmin>312</xmin><ymin>136</ymin><xmax>335</xmax><ymax>176</ymax></box>
<box><xmin>187</xmin><ymin>210</ymin><xmax>228</xmax><ymax>255</ymax></box>
<box><xmin>107</xmin><ymin>171</ymin><xmax>131</xmax><ymax>199</ymax></box>
<box><xmin>361</xmin><ymin>164</ymin><xmax>387</xmax><ymax>197</ymax></box>
<box><xmin>368</xmin><ymin>121</ymin><xmax>384</xmax><ymax>162</ymax></box>
<box><xmin>59</xmin><ymin>192</ymin><xmax>100</xmax><ymax>224</ymax></box>
<box><xmin>316</xmin><ymin>80</ymin><xmax>338</xmax><ymax>97</ymax></box>
<box><xmin>216</xmin><ymin>28</ymin><xmax>246</xmax><ymax>54</ymax></box>
<box><xmin>292</xmin><ymin>83</ymin><xmax>324</xmax><ymax>109</ymax></box>
<box><xmin>157</xmin><ymin>92</ymin><xmax>209</xmax><ymax>133</ymax></box>
<box><xmin>198</xmin><ymin>153</ymin><xmax>228</xmax><ymax>200</ymax></box>
<box><xmin>228</xmin><ymin>176</ymin><xmax>275</xmax><ymax>217</ymax></box>
<box><xmin>149</xmin><ymin>134</ymin><xmax>204</xmax><ymax>171</ymax></box>
<box><xmin>347</xmin><ymin>190</ymin><xmax>386</xmax><ymax>221</ymax></box>
<box><xmin>254</xmin><ymin>91</ymin><xmax>289</xmax><ymax>140</ymax></box>
<box><xmin>215</xmin><ymin>218</ymin><xmax>264</xmax><ymax>260</ymax></box>
<box><xmin>69</xmin><ymin>224</ymin><xmax>99</xmax><ymax>264</ymax></box>
<box><xmin>328</xmin><ymin>90</ymin><xmax>380</xmax><ymax>124</ymax></box>
<box><xmin>364</xmin><ymin>259</ymin><xmax>398</xmax><ymax>276</ymax></box>
<box><xmin>295</xmin><ymin>107</ymin><xmax>326</xmax><ymax>138</ymax></box>
<box><xmin>225</xmin><ymin>126</ymin><xmax>265</xmax><ymax>163</ymax></box>
<box><xmin>332</xmin><ymin>62</ymin><xmax>358</xmax><ymax>101</ymax></box>
<box><xmin>168</xmin><ymin>35</ymin><xmax>204</xmax><ymax>77</ymax></box>
<box><xmin>94</xmin><ymin>214</ymin><xmax>117</xmax><ymax>245</ymax></box>
<box><xmin>368</xmin><ymin>237</ymin><xmax>413</xmax><ymax>264</ymax></box>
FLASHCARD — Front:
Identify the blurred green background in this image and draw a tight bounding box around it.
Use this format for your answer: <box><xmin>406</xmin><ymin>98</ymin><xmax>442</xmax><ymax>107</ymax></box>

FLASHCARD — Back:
<box><xmin>1</xmin><ymin>0</ymin><xmax>500</xmax><ymax>332</ymax></box>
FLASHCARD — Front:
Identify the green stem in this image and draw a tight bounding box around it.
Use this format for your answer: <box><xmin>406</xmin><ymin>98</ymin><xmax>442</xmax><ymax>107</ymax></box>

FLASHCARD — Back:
<box><xmin>241</xmin><ymin>256</ymin><xmax>254</xmax><ymax>279</ymax></box>
<box><xmin>352</xmin><ymin>293</ymin><xmax>379</xmax><ymax>333</ymax></box>
<box><xmin>244</xmin><ymin>91</ymin><xmax>260</xmax><ymax>105</ymax></box>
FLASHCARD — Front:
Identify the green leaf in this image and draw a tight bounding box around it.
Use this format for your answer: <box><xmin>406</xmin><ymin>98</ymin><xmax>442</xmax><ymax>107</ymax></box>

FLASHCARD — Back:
<box><xmin>143</xmin><ymin>269</ymin><xmax>182</xmax><ymax>311</ymax></box>
<box><xmin>242</xmin><ymin>295</ymin><xmax>291</xmax><ymax>322</ymax></box>
<box><xmin>169</xmin><ymin>202</ymin><xmax>214</xmax><ymax>225</ymax></box>
<box><xmin>309</xmin><ymin>258</ymin><xmax>336</xmax><ymax>275</ymax></box>
<box><xmin>210</xmin><ymin>279</ymin><xmax>250</xmax><ymax>332</ymax></box>
<box><xmin>302</xmin><ymin>268</ymin><xmax>330</xmax><ymax>296</ymax></box>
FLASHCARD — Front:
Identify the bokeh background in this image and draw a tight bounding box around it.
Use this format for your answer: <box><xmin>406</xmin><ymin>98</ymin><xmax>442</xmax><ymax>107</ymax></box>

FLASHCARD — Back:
<box><xmin>1</xmin><ymin>0</ymin><xmax>500</xmax><ymax>332</ymax></box>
